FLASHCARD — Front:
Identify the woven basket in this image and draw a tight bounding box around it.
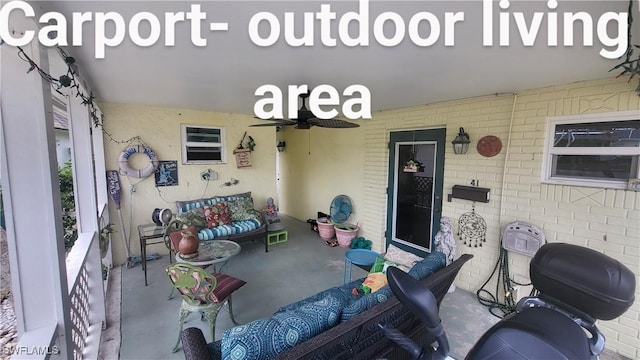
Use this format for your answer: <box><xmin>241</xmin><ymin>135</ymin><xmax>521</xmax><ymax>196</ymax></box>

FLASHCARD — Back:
<box><xmin>317</xmin><ymin>218</ymin><xmax>335</xmax><ymax>240</ymax></box>
<box><xmin>334</xmin><ymin>224</ymin><xmax>359</xmax><ymax>248</ymax></box>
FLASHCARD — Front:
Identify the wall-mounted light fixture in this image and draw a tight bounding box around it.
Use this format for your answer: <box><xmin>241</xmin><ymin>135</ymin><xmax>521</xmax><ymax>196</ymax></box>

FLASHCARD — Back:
<box><xmin>276</xmin><ymin>141</ymin><xmax>286</xmax><ymax>152</ymax></box>
<box><xmin>452</xmin><ymin>127</ymin><xmax>470</xmax><ymax>155</ymax></box>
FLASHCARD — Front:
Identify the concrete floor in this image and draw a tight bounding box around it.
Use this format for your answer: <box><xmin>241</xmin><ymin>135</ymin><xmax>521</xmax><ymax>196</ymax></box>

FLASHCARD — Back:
<box><xmin>118</xmin><ymin>215</ymin><xmax>356</xmax><ymax>360</ymax></box>
<box><xmin>106</xmin><ymin>215</ymin><xmax>627</xmax><ymax>360</ymax></box>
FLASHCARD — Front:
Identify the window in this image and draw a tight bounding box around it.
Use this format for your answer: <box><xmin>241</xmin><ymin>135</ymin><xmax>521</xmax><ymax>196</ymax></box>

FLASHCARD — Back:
<box><xmin>542</xmin><ymin>111</ymin><xmax>640</xmax><ymax>189</ymax></box>
<box><xmin>181</xmin><ymin>125</ymin><xmax>226</xmax><ymax>164</ymax></box>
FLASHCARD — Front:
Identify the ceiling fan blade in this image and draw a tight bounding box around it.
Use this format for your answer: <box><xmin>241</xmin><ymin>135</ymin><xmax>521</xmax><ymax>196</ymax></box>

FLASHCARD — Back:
<box><xmin>250</xmin><ymin>121</ymin><xmax>296</xmax><ymax>127</ymax></box>
<box><xmin>250</xmin><ymin>118</ymin><xmax>297</xmax><ymax>127</ymax></box>
<box><xmin>308</xmin><ymin>118</ymin><xmax>360</xmax><ymax>128</ymax></box>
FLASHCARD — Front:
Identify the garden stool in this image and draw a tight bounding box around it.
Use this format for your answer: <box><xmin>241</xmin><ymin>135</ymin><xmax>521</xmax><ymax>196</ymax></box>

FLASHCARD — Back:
<box><xmin>343</xmin><ymin>249</ymin><xmax>380</xmax><ymax>284</ymax></box>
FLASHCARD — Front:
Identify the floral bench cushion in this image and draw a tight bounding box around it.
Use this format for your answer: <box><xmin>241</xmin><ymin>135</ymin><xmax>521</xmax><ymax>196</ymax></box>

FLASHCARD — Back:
<box><xmin>174</xmin><ymin>193</ymin><xmax>263</xmax><ymax>240</ymax></box>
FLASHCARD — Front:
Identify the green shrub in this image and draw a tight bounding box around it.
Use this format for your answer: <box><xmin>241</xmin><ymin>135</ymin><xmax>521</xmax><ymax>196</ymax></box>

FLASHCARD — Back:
<box><xmin>59</xmin><ymin>161</ymin><xmax>77</xmax><ymax>250</ymax></box>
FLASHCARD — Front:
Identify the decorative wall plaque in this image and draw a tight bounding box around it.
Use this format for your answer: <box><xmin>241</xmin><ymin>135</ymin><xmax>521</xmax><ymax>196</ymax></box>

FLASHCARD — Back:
<box><xmin>233</xmin><ymin>148</ymin><xmax>252</xmax><ymax>168</ymax></box>
<box><xmin>477</xmin><ymin>135</ymin><xmax>502</xmax><ymax>157</ymax></box>
<box><xmin>155</xmin><ymin>161</ymin><xmax>178</xmax><ymax>186</ymax></box>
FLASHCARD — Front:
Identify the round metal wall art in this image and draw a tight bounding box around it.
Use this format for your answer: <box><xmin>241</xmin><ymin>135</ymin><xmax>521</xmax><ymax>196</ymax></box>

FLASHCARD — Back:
<box><xmin>477</xmin><ymin>135</ymin><xmax>502</xmax><ymax>157</ymax></box>
<box><xmin>458</xmin><ymin>210</ymin><xmax>487</xmax><ymax>247</ymax></box>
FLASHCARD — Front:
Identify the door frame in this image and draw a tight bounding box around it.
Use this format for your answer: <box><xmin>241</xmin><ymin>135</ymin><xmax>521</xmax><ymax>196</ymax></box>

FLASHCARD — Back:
<box><xmin>386</xmin><ymin>128</ymin><xmax>446</xmax><ymax>257</ymax></box>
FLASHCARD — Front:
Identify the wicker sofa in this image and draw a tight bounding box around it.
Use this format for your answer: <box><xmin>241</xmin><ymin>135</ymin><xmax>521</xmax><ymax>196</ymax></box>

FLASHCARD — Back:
<box><xmin>181</xmin><ymin>253</ymin><xmax>473</xmax><ymax>359</ymax></box>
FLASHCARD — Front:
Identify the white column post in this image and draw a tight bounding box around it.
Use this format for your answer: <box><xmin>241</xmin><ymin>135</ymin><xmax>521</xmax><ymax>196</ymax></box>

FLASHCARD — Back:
<box><xmin>67</xmin><ymin>87</ymin><xmax>106</xmax><ymax>348</ymax></box>
<box><xmin>92</xmin><ymin>108</ymin><xmax>113</xmax><ymax>283</ymax></box>
<box><xmin>0</xmin><ymin>39</ymin><xmax>73</xmax><ymax>358</ymax></box>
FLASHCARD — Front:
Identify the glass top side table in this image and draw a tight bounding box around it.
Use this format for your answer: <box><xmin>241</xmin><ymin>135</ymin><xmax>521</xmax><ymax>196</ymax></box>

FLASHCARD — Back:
<box><xmin>175</xmin><ymin>239</ymin><xmax>241</xmax><ymax>273</ymax></box>
<box><xmin>137</xmin><ymin>223</ymin><xmax>167</xmax><ymax>286</ymax></box>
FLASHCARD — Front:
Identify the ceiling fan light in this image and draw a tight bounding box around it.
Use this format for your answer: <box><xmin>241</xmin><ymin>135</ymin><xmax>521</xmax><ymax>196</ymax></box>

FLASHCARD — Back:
<box><xmin>252</xmin><ymin>90</ymin><xmax>359</xmax><ymax>129</ymax></box>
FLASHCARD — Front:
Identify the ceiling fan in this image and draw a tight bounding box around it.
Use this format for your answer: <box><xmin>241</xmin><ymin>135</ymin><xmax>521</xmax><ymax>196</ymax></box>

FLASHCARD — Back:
<box><xmin>250</xmin><ymin>92</ymin><xmax>359</xmax><ymax>129</ymax></box>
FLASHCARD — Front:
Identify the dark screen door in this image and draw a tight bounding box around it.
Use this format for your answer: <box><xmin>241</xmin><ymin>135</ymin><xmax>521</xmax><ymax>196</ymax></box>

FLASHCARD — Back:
<box><xmin>386</xmin><ymin>129</ymin><xmax>446</xmax><ymax>256</ymax></box>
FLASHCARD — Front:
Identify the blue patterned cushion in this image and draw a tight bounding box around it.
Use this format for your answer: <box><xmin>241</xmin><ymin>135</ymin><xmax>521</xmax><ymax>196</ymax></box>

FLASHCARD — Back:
<box><xmin>175</xmin><ymin>192</ymin><xmax>251</xmax><ymax>213</ymax></box>
<box><xmin>270</xmin><ymin>296</ymin><xmax>342</xmax><ymax>353</ymax></box>
<box><xmin>407</xmin><ymin>251</ymin><xmax>446</xmax><ymax>280</ymax></box>
<box><xmin>198</xmin><ymin>219</ymin><xmax>263</xmax><ymax>240</ymax></box>
<box><xmin>274</xmin><ymin>278</ymin><xmax>361</xmax><ymax>314</ymax></box>
<box><xmin>340</xmin><ymin>287</ymin><xmax>393</xmax><ymax>322</ymax></box>
<box><xmin>204</xmin><ymin>192</ymin><xmax>252</xmax><ymax>206</ymax></box>
<box><xmin>222</xmin><ymin>318</ymin><xmax>277</xmax><ymax>360</ymax></box>
<box><xmin>176</xmin><ymin>199</ymin><xmax>207</xmax><ymax>213</ymax></box>
<box><xmin>340</xmin><ymin>252</ymin><xmax>446</xmax><ymax>322</ymax></box>
<box><xmin>221</xmin><ymin>296</ymin><xmax>344</xmax><ymax>360</ymax></box>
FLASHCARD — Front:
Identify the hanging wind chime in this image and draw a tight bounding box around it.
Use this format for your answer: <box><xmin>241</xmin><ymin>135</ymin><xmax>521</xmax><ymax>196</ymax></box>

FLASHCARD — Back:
<box><xmin>403</xmin><ymin>131</ymin><xmax>425</xmax><ymax>173</ymax></box>
<box><xmin>458</xmin><ymin>203</ymin><xmax>487</xmax><ymax>247</ymax></box>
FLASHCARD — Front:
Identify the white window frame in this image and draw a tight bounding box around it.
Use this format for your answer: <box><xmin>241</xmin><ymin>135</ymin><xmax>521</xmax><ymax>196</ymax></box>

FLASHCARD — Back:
<box><xmin>542</xmin><ymin>110</ymin><xmax>640</xmax><ymax>189</ymax></box>
<box><xmin>181</xmin><ymin>124</ymin><xmax>227</xmax><ymax>164</ymax></box>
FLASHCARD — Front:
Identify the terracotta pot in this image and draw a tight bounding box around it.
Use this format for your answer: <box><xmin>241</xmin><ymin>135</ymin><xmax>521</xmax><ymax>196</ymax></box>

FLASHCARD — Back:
<box><xmin>178</xmin><ymin>229</ymin><xmax>199</xmax><ymax>258</ymax></box>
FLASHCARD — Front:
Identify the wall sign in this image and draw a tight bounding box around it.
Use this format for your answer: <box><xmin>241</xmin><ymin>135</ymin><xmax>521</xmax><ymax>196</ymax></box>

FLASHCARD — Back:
<box><xmin>233</xmin><ymin>148</ymin><xmax>252</xmax><ymax>168</ymax></box>
<box><xmin>155</xmin><ymin>161</ymin><xmax>178</xmax><ymax>186</ymax></box>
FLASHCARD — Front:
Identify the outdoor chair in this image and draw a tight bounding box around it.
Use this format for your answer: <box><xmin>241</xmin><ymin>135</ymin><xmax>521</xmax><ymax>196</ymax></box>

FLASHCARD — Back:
<box><xmin>165</xmin><ymin>262</ymin><xmax>246</xmax><ymax>352</ymax></box>
<box><xmin>163</xmin><ymin>220</ymin><xmax>183</xmax><ymax>262</ymax></box>
<box><xmin>164</xmin><ymin>227</ymin><xmax>207</xmax><ymax>300</ymax></box>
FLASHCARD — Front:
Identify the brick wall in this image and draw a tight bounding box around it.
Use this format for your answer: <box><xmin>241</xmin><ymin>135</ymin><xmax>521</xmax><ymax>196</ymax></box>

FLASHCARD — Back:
<box><xmin>362</xmin><ymin>77</ymin><xmax>639</xmax><ymax>358</ymax></box>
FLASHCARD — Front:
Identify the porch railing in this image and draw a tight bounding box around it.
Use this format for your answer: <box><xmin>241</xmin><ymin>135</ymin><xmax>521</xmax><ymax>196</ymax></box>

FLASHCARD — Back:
<box><xmin>65</xmin><ymin>203</ymin><xmax>108</xmax><ymax>359</ymax></box>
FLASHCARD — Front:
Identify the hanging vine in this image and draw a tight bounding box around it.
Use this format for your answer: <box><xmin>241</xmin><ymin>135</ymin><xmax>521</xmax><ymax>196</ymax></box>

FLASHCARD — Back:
<box><xmin>610</xmin><ymin>0</ymin><xmax>640</xmax><ymax>95</ymax></box>
<box><xmin>12</xmin><ymin>45</ymin><xmax>148</xmax><ymax>146</ymax></box>
<box><xmin>16</xmin><ymin>46</ymin><xmax>104</xmax><ymax>127</ymax></box>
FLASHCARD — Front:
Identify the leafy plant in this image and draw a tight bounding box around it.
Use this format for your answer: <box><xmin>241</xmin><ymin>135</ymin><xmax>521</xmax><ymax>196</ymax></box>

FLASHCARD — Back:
<box><xmin>58</xmin><ymin>161</ymin><xmax>77</xmax><ymax>250</ymax></box>
<box><xmin>334</xmin><ymin>223</ymin><xmax>356</xmax><ymax>231</ymax></box>
<box><xmin>100</xmin><ymin>223</ymin><xmax>116</xmax><ymax>238</ymax></box>
<box><xmin>102</xmin><ymin>264</ymin><xmax>109</xmax><ymax>280</ymax></box>
<box><xmin>100</xmin><ymin>223</ymin><xmax>116</xmax><ymax>258</ymax></box>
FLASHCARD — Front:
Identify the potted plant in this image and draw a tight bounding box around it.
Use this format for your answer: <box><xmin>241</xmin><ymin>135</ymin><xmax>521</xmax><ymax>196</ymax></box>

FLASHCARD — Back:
<box><xmin>100</xmin><ymin>223</ymin><xmax>115</xmax><ymax>259</ymax></box>
<box><xmin>334</xmin><ymin>222</ymin><xmax>359</xmax><ymax>248</ymax></box>
<box><xmin>317</xmin><ymin>217</ymin><xmax>336</xmax><ymax>241</ymax></box>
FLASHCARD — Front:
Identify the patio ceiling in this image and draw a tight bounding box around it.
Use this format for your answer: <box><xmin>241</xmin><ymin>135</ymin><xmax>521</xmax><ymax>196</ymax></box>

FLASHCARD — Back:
<box><xmin>33</xmin><ymin>0</ymin><xmax>638</xmax><ymax>116</ymax></box>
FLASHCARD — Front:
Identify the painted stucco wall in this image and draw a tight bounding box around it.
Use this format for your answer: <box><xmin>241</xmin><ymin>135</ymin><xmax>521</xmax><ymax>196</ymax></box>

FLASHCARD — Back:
<box><xmin>278</xmin><ymin>125</ymin><xmax>366</xmax><ymax>226</ymax></box>
<box><xmin>100</xmin><ymin>103</ymin><xmax>277</xmax><ymax>267</ymax></box>
<box><xmin>279</xmin><ymin>77</ymin><xmax>639</xmax><ymax>358</ymax></box>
